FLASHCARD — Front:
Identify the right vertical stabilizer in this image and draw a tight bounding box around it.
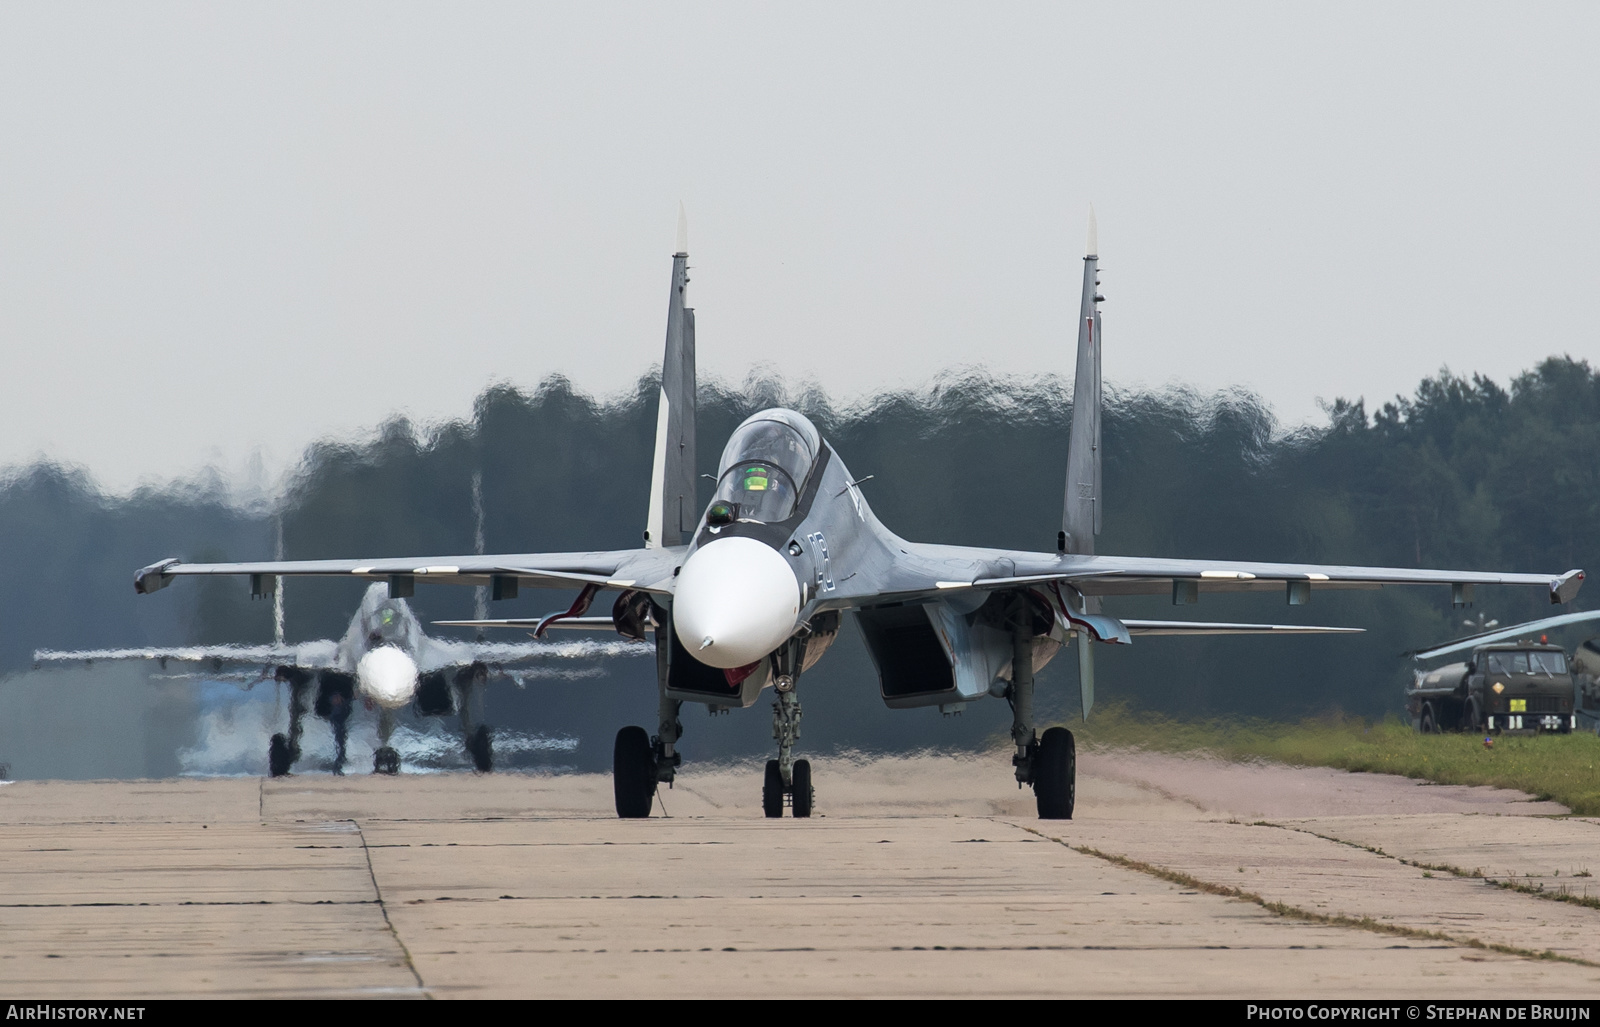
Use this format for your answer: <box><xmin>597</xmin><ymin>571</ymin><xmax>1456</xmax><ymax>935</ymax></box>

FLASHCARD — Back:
<box><xmin>1061</xmin><ymin>209</ymin><xmax>1103</xmax><ymax>556</ymax></box>
<box><xmin>645</xmin><ymin>206</ymin><xmax>698</xmax><ymax>548</ymax></box>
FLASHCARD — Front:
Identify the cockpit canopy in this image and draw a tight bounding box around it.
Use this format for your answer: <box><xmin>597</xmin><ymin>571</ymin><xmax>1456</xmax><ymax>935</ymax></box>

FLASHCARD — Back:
<box><xmin>359</xmin><ymin>590</ymin><xmax>418</xmax><ymax>650</ymax></box>
<box><xmin>710</xmin><ymin>409</ymin><xmax>821</xmax><ymax>524</ymax></box>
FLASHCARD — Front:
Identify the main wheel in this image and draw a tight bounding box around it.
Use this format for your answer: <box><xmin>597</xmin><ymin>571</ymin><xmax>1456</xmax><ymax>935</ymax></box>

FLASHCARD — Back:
<box><xmin>373</xmin><ymin>746</ymin><xmax>401</xmax><ymax>775</ymax></box>
<box><xmin>268</xmin><ymin>733</ymin><xmax>294</xmax><ymax>777</ymax></box>
<box><xmin>762</xmin><ymin>759</ymin><xmax>784</xmax><ymax>818</ymax></box>
<box><xmin>466</xmin><ymin>724</ymin><xmax>493</xmax><ymax>773</ymax></box>
<box><xmin>612</xmin><ymin>726</ymin><xmax>655</xmax><ymax>818</ymax></box>
<box><xmin>791</xmin><ymin>759</ymin><xmax>814</xmax><ymax>818</ymax></box>
<box><xmin>1034</xmin><ymin>727</ymin><xmax>1075</xmax><ymax>820</ymax></box>
<box><xmin>1420</xmin><ymin>704</ymin><xmax>1438</xmax><ymax>735</ymax></box>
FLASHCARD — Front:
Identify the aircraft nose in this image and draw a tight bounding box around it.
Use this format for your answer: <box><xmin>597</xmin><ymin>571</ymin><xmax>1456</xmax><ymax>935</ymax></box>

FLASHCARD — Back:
<box><xmin>673</xmin><ymin>536</ymin><xmax>801</xmax><ymax>669</ymax></box>
<box><xmin>356</xmin><ymin>646</ymin><xmax>419</xmax><ymax>709</ymax></box>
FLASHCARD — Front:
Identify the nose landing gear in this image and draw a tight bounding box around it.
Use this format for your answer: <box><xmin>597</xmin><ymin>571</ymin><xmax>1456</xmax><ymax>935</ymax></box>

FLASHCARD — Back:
<box><xmin>763</xmin><ymin>670</ymin><xmax>813</xmax><ymax>817</ymax></box>
<box><xmin>372</xmin><ymin>706</ymin><xmax>400</xmax><ymax>775</ymax></box>
<box><xmin>373</xmin><ymin>746</ymin><xmax>401</xmax><ymax>775</ymax></box>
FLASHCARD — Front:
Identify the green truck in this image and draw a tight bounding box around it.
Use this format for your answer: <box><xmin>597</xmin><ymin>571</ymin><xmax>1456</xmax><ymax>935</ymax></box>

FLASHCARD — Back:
<box><xmin>1407</xmin><ymin>641</ymin><xmax>1575</xmax><ymax>734</ymax></box>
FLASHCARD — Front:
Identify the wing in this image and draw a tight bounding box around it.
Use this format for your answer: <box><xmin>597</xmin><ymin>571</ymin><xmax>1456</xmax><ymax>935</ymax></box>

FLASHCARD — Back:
<box><xmin>1123</xmin><ymin>620</ymin><xmax>1363</xmax><ymax>636</ymax></box>
<box><xmin>417</xmin><ymin>635</ymin><xmax>652</xmax><ymax>674</ymax></box>
<box><xmin>32</xmin><ymin>639</ymin><xmax>338</xmax><ymax>668</ymax></box>
<box><xmin>432</xmin><ymin>617</ymin><xmax>629</xmax><ymax>632</ymax></box>
<box><xmin>848</xmin><ymin>542</ymin><xmax>1585</xmax><ymax>609</ymax></box>
<box><xmin>1410</xmin><ymin>609</ymin><xmax>1600</xmax><ymax>661</ymax></box>
<box><xmin>133</xmin><ymin>548</ymin><xmax>683</xmax><ymax>596</ymax></box>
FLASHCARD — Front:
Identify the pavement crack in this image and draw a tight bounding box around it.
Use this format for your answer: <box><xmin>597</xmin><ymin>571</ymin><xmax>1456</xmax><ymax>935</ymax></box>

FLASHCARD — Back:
<box><xmin>1255</xmin><ymin>819</ymin><xmax>1600</xmax><ymax>913</ymax></box>
<box><xmin>351</xmin><ymin>817</ymin><xmax>429</xmax><ymax>997</ymax></box>
<box><xmin>1019</xmin><ymin>825</ymin><xmax>1600</xmax><ymax>970</ymax></box>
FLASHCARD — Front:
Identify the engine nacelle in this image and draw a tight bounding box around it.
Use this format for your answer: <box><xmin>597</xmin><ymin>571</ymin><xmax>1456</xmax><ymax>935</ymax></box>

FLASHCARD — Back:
<box><xmin>857</xmin><ymin>597</ymin><xmax>1057</xmax><ymax>710</ymax></box>
<box><xmin>662</xmin><ymin>614</ymin><xmax>771</xmax><ymax>709</ymax></box>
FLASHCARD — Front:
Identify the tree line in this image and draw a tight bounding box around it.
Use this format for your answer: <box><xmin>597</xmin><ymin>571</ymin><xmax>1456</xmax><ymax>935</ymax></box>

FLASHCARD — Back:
<box><xmin>2</xmin><ymin>356</ymin><xmax>1594</xmax><ymax>758</ymax></box>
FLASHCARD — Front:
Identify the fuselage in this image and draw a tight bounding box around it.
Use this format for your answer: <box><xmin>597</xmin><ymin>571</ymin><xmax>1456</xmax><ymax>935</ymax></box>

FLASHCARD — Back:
<box><xmin>335</xmin><ymin>583</ymin><xmax>426</xmax><ymax>708</ymax></box>
<box><xmin>671</xmin><ymin>408</ymin><xmax>897</xmax><ymax>670</ymax></box>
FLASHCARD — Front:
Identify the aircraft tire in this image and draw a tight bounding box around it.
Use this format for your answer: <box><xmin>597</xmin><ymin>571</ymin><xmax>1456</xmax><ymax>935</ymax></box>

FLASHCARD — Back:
<box><xmin>791</xmin><ymin>759</ymin><xmax>813</xmax><ymax>818</ymax></box>
<box><xmin>268</xmin><ymin>734</ymin><xmax>294</xmax><ymax>778</ymax></box>
<box><xmin>373</xmin><ymin>746</ymin><xmax>401</xmax><ymax>776</ymax></box>
<box><xmin>612</xmin><ymin>726</ymin><xmax>655</xmax><ymax>818</ymax></box>
<box><xmin>1034</xmin><ymin>727</ymin><xmax>1075</xmax><ymax>820</ymax></box>
<box><xmin>467</xmin><ymin>724</ymin><xmax>493</xmax><ymax>773</ymax></box>
<box><xmin>762</xmin><ymin>760</ymin><xmax>784</xmax><ymax>818</ymax></box>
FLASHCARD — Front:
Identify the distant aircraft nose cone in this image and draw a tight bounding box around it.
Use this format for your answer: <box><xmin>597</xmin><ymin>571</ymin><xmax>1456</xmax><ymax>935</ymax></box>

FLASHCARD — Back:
<box><xmin>673</xmin><ymin>536</ymin><xmax>801</xmax><ymax>669</ymax></box>
<box><xmin>356</xmin><ymin>645</ymin><xmax>419</xmax><ymax>709</ymax></box>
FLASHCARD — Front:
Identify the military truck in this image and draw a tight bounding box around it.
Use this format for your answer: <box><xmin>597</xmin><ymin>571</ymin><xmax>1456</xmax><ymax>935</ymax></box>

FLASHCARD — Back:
<box><xmin>1407</xmin><ymin>641</ymin><xmax>1575</xmax><ymax>734</ymax></box>
<box><xmin>1573</xmin><ymin>639</ymin><xmax>1600</xmax><ymax>726</ymax></box>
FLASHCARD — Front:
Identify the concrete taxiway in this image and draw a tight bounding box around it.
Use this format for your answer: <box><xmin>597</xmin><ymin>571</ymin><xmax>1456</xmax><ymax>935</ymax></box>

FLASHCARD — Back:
<box><xmin>2</xmin><ymin>751</ymin><xmax>1599</xmax><ymax>998</ymax></box>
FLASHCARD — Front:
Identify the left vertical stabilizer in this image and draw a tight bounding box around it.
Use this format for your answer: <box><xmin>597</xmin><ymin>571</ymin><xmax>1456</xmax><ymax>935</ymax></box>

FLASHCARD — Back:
<box><xmin>1061</xmin><ymin>209</ymin><xmax>1103</xmax><ymax>555</ymax></box>
<box><xmin>645</xmin><ymin>206</ymin><xmax>698</xmax><ymax>548</ymax></box>
<box><xmin>1064</xmin><ymin>210</ymin><xmax>1103</xmax><ymax>719</ymax></box>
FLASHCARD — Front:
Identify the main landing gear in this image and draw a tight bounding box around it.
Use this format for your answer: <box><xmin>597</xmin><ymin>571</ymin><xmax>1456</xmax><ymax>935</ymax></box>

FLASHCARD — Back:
<box><xmin>611</xmin><ymin>681</ymin><xmax>684</xmax><ymax>818</ymax></box>
<box><xmin>454</xmin><ymin>663</ymin><xmax>493</xmax><ymax>773</ymax></box>
<box><xmin>613</xmin><ymin>725</ymin><xmax>656</xmax><ymax>818</ymax></box>
<box><xmin>268</xmin><ymin>666</ymin><xmax>313</xmax><ymax>777</ymax></box>
<box><xmin>417</xmin><ymin>663</ymin><xmax>495</xmax><ymax>772</ymax></box>
<box><xmin>268</xmin><ymin>667</ymin><xmax>358</xmax><ymax>777</ymax></box>
<box><xmin>1007</xmin><ymin>616</ymin><xmax>1075</xmax><ymax>820</ymax></box>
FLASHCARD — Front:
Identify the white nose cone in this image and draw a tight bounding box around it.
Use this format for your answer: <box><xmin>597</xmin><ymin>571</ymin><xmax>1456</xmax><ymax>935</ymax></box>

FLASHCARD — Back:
<box><xmin>673</xmin><ymin>536</ymin><xmax>800</xmax><ymax>669</ymax></box>
<box><xmin>356</xmin><ymin>645</ymin><xmax>419</xmax><ymax>709</ymax></box>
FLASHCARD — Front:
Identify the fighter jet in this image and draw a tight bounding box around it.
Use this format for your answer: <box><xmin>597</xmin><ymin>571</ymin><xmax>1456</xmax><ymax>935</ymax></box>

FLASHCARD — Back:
<box><xmin>37</xmin><ymin>581</ymin><xmax>647</xmax><ymax>775</ymax></box>
<box><xmin>129</xmin><ymin>211</ymin><xmax>1585</xmax><ymax>817</ymax></box>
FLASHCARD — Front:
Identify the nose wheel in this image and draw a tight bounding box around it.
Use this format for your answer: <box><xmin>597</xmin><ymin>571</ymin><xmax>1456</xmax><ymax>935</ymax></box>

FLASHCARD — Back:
<box><xmin>762</xmin><ymin>758</ymin><xmax>813</xmax><ymax>817</ymax></box>
<box><xmin>268</xmin><ymin>733</ymin><xmax>296</xmax><ymax>778</ymax></box>
<box><xmin>373</xmin><ymin>746</ymin><xmax>400</xmax><ymax>775</ymax></box>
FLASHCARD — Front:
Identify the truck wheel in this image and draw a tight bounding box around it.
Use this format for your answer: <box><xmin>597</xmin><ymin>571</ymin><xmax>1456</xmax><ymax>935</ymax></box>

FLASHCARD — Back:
<box><xmin>1420</xmin><ymin>704</ymin><xmax>1438</xmax><ymax>735</ymax></box>
<box><xmin>1465</xmin><ymin>698</ymin><xmax>1482</xmax><ymax>733</ymax></box>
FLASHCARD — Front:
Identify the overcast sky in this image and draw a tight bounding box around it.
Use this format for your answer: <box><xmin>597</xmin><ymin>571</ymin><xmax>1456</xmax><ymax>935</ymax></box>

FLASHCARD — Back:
<box><xmin>1</xmin><ymin>3</ymin><xmax>1595</xmax><ymax>492</ymax></box>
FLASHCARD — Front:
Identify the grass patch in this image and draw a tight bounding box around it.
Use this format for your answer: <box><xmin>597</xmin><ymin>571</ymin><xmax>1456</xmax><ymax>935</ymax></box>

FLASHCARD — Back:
<box><xmin>1071</xmin><ymin>705</ymin><xmax>1600</xmax><ymax>816</ymax></box>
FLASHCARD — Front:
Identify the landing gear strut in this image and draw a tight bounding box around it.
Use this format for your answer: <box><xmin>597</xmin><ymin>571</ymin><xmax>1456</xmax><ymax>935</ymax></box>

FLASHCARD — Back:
<box><xmin>268</xmin><ymin>666</ymin><xmax>313</xmax><ymax>777</ymax></box>
<box><xmin>315</xmin><ymin>672</ymin><xmax>354</xmax><ymax>774</ymax></box>
<box><xmin>373</xmin><ymin>707</ymin><xmax>400</xmax><ymax>775</ymax></box>
<box><xmin>454</xmin><ymin>662</ymin><xmax>493</xmax><ymax>773</ymax></box>
<box><xmin>1007</xmin><ymin>615</ymin><xmax>1074</xmax><ymax>820</ymax></box>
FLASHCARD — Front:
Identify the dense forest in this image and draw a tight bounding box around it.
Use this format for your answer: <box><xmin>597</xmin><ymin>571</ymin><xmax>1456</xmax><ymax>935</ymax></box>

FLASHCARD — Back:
<box><xmin>2</xmin><ymin>356</ymin><xmax>1596</xmax><ymax>772</ymax></box>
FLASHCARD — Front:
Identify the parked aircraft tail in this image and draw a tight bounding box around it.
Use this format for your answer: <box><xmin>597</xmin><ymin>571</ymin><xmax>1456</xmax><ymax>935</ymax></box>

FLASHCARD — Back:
<box><xmin>645</xmin><ymin>204</ymin><xmax>698</xmax><ymax>548</ymax></box>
